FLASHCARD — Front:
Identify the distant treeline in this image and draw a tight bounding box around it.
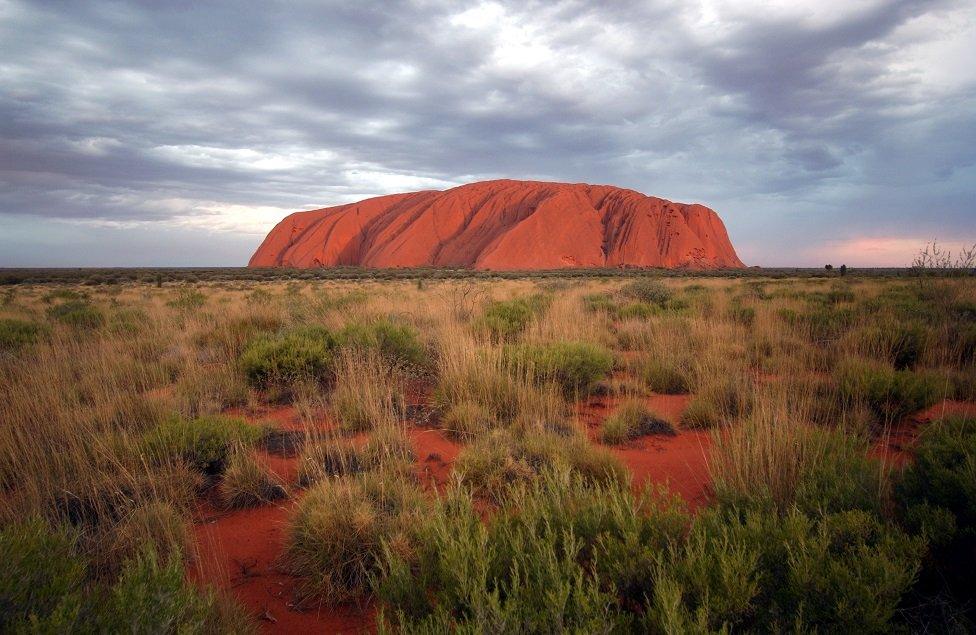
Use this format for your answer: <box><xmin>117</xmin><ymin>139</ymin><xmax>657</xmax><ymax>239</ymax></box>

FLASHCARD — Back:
<box><xmin>0</xmin><ymin>266</ymin><xmax>923</xmax><ymax>285</ymax></box>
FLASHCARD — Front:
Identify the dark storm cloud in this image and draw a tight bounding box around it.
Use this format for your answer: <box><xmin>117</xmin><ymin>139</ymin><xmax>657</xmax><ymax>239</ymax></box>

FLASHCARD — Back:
<box><xmin>1</xmin><ymin>0</ymin><xmax>974</xmax><ymax>266</ymax></box>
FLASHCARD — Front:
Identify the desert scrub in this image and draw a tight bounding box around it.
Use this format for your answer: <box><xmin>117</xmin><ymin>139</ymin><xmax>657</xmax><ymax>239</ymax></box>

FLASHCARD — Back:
<box><xmin>681</xmin><ymin>375</ymin><xmax>753</xmax><ymax>429</ymax></box>
<box><xmin>504</xmin><ymin>340</ymin><xmax>614</xmax><ymax>396</ymax></box>
<box><xmin>0</xmin><ymin>519</ymin><xmax>252</xmax><ymax>633</ymax></box>
<box><xmin>336</xmin><ymin>318</ymin><xmax>426</xmax><ymax>368</ymax></box>
<box><xmin>897</xmin><ymin>415</ymin><xmax>976</xmax><ymax>617</ymax></box>
<box><xmin>376</xmin><ymin>473</ymin><xmax>654</xmax><ymax>632</ymax></box>
<box><xmin>858</xmin><ymin>321</ymin><xmax>929</xmax><ymax>369</ymax></box>
<box><xmin>710</xmin><ymin>414</ymin><xmax>887</xmax><ymax>515</ymax></box>
<box><xmin>194</xmin><ymin>312</ymin><xmax>283</xmax><ymax>359</ymax></box>
<box><xmin>439</xmin><ymin>400</ymin><xmax>497</xmax><ymax>439</ymax></box>
<box><xmin>298</xmin><ymin>426</ymin><xmax>415</xmax><ymax>486</ymax></box>
<box><xmin>141</xmin><ymin>414</ymin><xmax>262</xmax><ymax>476</ymax></box>
<box><xmin>0</xmin><ymin>317</ymin><xmax>45</xmax><ymax>350</ymax></box>
<box><xmin>166</xmin><ymin>288</ymin><xmax>207</xmax><ymax>311</ymax></box>
<box><xmin>218</xmin><ymin>448</ymin><xmax>288</xmax><ymax>509</ymax></box>
<box><xmin>621</xmin><ymin>278</ymin><xmax>673</xmax><ymax>307</ymax></box>
<box><xmin>455</xmin><ymin>428</ymin><xmax>627</xmax><ymax>502</ymax></box>
<box><xmin>640</xmin><ymin>357</ymin><xmax>692</xmax><ymax>394</ymax></box>
<box><xmin>174</xmin><ymin>362</ymin><xmax>249</xmax><ymax>418</ymax></box>
<box><xmin>240</xmin><ymin>325</ymin><xmax>336</xmax><ymax>387</ymax></box>
<box><xmin>600</xmin><ymin>400</ymin><xmax>674</xmax><ymax>444</ymax></box>
<box><xmin>835</xmin><ymin>358</ymin><xmax>941</xmax><ymax>423</ymax></box>
<box><xmin>104</xmin><ymin>501</ymin><xmax>192</xmax><ymax>576</ymax></box>
<box><xmin>330</xmin><ymin>351</ymin><xmax>406</xmax><ymax>432</ymax></box>
<box><xmin>475</xmin><ymin>294</ymin><xmax>548</xmax><ymax>340</ymax></box>
<box><xmin>285</xmin><ymin>470</ymin><xmax>423</xmax><ymax>604</ymax></box>
<box><xmin>46</xmin><ymin>300</ymin><xmax>105</xmax><ymax>329</ymax></box>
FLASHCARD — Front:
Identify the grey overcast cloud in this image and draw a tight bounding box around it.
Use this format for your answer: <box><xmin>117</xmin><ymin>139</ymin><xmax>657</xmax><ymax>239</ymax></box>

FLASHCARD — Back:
<box><xmin>1</xmin><ymin>0</ymin><xmax>974</xmax><ymax>267</ymax></box>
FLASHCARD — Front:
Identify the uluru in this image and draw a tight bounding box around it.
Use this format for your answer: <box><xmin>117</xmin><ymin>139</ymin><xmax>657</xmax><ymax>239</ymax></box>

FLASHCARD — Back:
<box><xmin>249</xmin><ymin>179</ymin><xmax>745</xmax><ymax>270</ymax></box>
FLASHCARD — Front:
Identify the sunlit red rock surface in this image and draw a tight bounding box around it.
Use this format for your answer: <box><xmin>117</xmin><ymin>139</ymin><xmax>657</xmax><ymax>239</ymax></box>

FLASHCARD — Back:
<box><xmin>249</xmin><ymin>180</ymin><xmax>745</xmax><ymax>270</ymax></box>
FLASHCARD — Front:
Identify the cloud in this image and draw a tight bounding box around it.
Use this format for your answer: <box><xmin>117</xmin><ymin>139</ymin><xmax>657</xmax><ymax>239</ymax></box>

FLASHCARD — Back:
<box><xmin>0</xmin><ymin>0</ymin><xmax>974</xmax><ymax>266</ymax></box>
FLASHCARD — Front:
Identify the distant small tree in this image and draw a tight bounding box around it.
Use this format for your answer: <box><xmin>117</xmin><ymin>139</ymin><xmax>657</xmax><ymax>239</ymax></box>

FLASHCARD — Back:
<box><xmin>825</xmin><ymin>264</ymin><xmax>833</xmax><ymax>272</ymax></box>
<box><xmin>839</xmin><ymin>264</ymin><xmax>847</xmax><ymax>277</ymax></box>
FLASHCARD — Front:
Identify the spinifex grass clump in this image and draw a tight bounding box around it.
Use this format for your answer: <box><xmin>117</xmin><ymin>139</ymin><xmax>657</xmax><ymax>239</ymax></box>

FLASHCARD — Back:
<box><xmin>141</xmin><ymin>414</ymin><xmax>261</xmax><ymax>476</ymax></box>
<box><xmin>504</xmin><ymin>340</ymin><xmax>614</xmax><ymax>396</ymax></box>
<box><xmin>298</xmin><ymin>426</ymin><xmax>415</xmax><ymax>486</ymax></box>
<box><xmin>601</xmin><ymin>400</ymin><xmax>675</xmax><ymax>444</ymax></box>
<box><xmin>835</xmin><ymin>358</ymin><xmax>941</xmax><ymax>423</ymax></box>
<box><xmin>284</xmin><ymin>470</ymin><xmax>424</xmax><ymax>604</ymax></box>
<box><xmin>640</xmin><ymin>357</ymin><xmax>692</xmax><ymax>394</ymax></box>
<box><xmin>330</xmin><ymin>350</ymin><xmax>406</xmax><ymax>432</ymax></box>
<box><xmin>681</xmin><ymin>374</ymin><xmax>753</xmax><ymax>429</ymax></box>
<box><xmin>218</xmin><ymin>448</ymin><xmax>288</xmax><ymax>509</ymax></box>
<box><xmin>455</xmin><ymin>427</ymin><xmax>627</xmax><ymax>501</ymax></box>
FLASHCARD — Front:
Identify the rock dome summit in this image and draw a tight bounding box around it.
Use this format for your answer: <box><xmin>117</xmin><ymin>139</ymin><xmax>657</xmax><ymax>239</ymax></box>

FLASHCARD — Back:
<box><xmin>249</xmin><ymin>179</ymin><xmax>745</xmax><ymax>270</ymax></box>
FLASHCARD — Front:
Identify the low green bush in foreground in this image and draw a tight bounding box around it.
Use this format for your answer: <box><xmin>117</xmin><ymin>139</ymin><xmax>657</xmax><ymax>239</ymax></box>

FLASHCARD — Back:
<box><xmin>240</xmin><ymin>325</ymin><xmax>336</xmax><ymax>387</ymax></box>
<box><xmin>142</xmin><ymin>414</ymin><xmax>261</xmax><ymax>475</ymax></box>
<box><xmin>836</xmin><ymin>358</ymin><xmax>941</xmax><ymax>423</ymax></box>
<box><xmin>600</xmin><ymin>400</ymin><xmax>674</xmax><ymax>444</ymax></box>
<box><xmin>0</xmin><ymin>317</ymin><xmax>45</xmax><ymax>350</ymax></box>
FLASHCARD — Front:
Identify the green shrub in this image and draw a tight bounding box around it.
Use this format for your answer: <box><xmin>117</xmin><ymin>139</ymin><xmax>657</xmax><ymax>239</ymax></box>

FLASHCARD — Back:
<box><xmin>142</xmin><ymin>415</ymin><xmax>261</xmax><ymax>475</ymax></box>
<box><xmin>726</xmin><ymin>301</ymin><xmax>756</xmax><ymax>326</ymax></box>
<box><xmin>641</xmin><ymin>357</ymin><xmax>691</xmax><ymax>394</ymax></box>
<box><xmin>476</xmin><ymin>295</ymin><xmax>548</xmax><ymax>340</ymax></box>
<box><xmin>42</xmin><ymin>288</ymin><xmax>87</xmax><ymax>304</ymax></box>
<box><xmin>46</xmin><ymin>300</ymin><xmax>105</xmax><ymax>329</ymax></box>
<box><xmin>601</xmin><ymin>400</ymin><xmax>674</xmax><ymax>444</ymax></box>
<box><xmin>98</xmin><ymin>547</ymin><xmax>252</xmax><ymax>634</ymax></box>
<box><xmin>377</xmin><ymin>471</ymin><xmax>682</xmax><ymax>632</ymax></box>
<box><xmin>505</xmin><ymin>341</ymin><xmax>614</xmax><ymax>396</ymax></box>
<box><xmin>898</xmin><ymin>416</ymin><xmax>976</xmax><ymax>611</ymax></box>
<box><xmin>336</xmin><ymin>319</ymin><xmax>425</xmax><ymax>367</ymax></box>
<box><xmin>240</xmin><ymin>325</ymin><xmax>336</xmax><ymax>387</ymax></box>
<box><xmin>836</xmin><ymin>358</ymin><xmax>941</xmax><ymax>422</ymax></box>
<box><xmin>582</xmin><ymin>292</ymin><xmax>618</xmax><ymax>314</ymax></box>
<box><xmin>0</xmin><ymin>518</ymin><xmax>86</xmax><ymax>632</ymax></box>
<box><xmin>0</xmin><ymin>317</ymin><xmax>44</xmax><ymax>350</ymax></box>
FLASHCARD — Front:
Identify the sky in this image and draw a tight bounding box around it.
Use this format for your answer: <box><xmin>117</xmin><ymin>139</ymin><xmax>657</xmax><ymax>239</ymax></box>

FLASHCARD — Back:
<box><xmin>1</xmin><ymin>0</ymin><xmax>974</xmax><ymax>268</ymax></box>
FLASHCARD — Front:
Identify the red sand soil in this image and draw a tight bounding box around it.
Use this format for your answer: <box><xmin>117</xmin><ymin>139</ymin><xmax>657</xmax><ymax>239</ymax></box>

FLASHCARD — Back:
<box><xmin>872</xmin><ymin>399</ymin><xmax>976</xmax><ymax>466</ymax></box>
<box><xmin>191</xmin><ymin>502</ymin><xmax>374</xmax><ymax>634</ymax></box>
<box><xmin>249</xmin><ymin>179</ymin><xmax>745</xmax><ymax>270</ymax></box>
<box><xmin>577</xmin><ymin>393</ymin><xmax>713</xmax><ymax>510</ymax></box>
<box><xmin>407</xmin><ymin>427</ymin><xmax>462</xmax><ymax>491</ymax></box>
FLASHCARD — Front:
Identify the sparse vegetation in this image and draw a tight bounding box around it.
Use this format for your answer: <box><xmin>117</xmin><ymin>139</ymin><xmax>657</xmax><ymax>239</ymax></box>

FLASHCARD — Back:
<box><xmin>1</xmin><ymin>271</ymin><xmax>973</xmax><ymax>631</ymax></box>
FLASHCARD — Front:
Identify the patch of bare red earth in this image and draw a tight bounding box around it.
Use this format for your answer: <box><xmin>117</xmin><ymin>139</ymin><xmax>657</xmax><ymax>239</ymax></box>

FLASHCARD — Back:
<box><xmin>577</xmin><ymin>393</ymin><xmax>713</xmax><ymax>511</ymax></box>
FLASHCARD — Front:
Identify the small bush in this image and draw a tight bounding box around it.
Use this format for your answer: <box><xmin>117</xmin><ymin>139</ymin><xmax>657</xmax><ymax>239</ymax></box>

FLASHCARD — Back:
<box><xmin>46</xmin><ymin>300</ymin><xmax>105</xmax><ymax>329</ymax></box>
<box><xmin>601</xmin><ymin>400</ymin><xmax>675</xmax><ymax>444</ymax></box>
<box><xmin>475</xmin><ymin>295</ymin><xmax>547</xmax><ymax>340</ymax></box>
<box><xmin>726</xmin><ymin>302</ymin><xmax>756</xmax><ymax>326</ymax></box>
<box><xmin>505</xmin><ymin>341</ymin><xmax>614</xmax><ymax>396</ymax></box>
<box><xmin>0</xmin><ymin>518</ymin><xmax>86</xmax><ymax>632</ymax></box>
<box><xmin>142</xmin><ymin>415</ymin><xmax>261</xmax><ymax>475</ymax></box>
<box><xmin>860</xmin><ymin>322</ymin><xmax>929</xmax><ymax>369</ymax></box>
<box><xmin>219</xmin><ymin>449</ymin><xmax>288</xmax><ymax>509</ymax></box>
<box><xmin>836</xmin><ymin>358</ymin><xmax>941</xmax><ymax>422</ymax></box>
<box><xmin>336</xmin><ymin>319</ymin><xmax>425</xmax><ymax>367</ymax></box>
<box><xmin>0</xmin><ymin>317</ymin><xmax>44</xmax><ymax>350</ymax></box>
<box><xmin>240</xmin><ymin>325</ymin><xmax>336</xmax><ymax>387</ymax></box>
<box><xmin>285</xmin><ymin>471</ymin><xmax>423</xmax><ymax>604</ymax></box>
<box><xmin>898</xmin><ymin>416</ymin><xmax>976</xmax><ymax>610</ymax></box>
<box><xmin>105</xmin><ymin>501</ymin><xmax>192</xmax><ymax>575</ymax></box>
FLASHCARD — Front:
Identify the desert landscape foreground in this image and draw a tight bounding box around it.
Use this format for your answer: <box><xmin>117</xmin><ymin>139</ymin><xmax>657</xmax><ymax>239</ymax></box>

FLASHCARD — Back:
<box><xmin>1</xmin><ymin>270</ymin><xmax>974</xmax><ymax>633</ymax></box>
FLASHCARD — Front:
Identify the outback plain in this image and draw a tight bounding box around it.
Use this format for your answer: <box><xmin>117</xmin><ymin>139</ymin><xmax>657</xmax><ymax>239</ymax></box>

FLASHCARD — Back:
<box><xmin>1</xmin><ymin>269</ymin><xmax>974</xmax><ymax>633</ymax></box>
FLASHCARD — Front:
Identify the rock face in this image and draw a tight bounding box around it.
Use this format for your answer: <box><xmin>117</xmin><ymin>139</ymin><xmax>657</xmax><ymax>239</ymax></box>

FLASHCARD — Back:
<box><xmin>249</xmin><ymin>180</ymin><xmax>745</xmax><ymax>270</ymax></box>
